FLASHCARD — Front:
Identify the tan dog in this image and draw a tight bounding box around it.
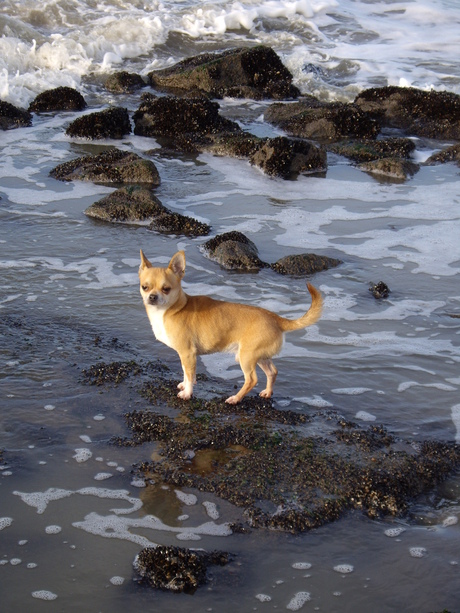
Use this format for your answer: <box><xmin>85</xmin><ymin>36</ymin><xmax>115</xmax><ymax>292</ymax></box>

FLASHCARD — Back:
<box><xmin>139</xmin><ymin>250</ymin><xmax>323</xmax><ymax>404</ymax></box>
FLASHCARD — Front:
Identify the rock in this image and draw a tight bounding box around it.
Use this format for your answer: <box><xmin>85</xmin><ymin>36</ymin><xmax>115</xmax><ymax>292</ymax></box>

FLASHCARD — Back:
<box><xmin>203</xmin><ymin>231</ymin><xmax>269</xmax><ymax>270</ymax></box>
<box><xmin>50</xmin><ymin>149</ymin><xmax>160</xmax><ymax>185</ymax></box>
<box><xmin>84</xmin><ymin>186</ymin><xmax>210</xmax><ymax>237</ymax></box>
<box><xmin>133</xmin><ymin>95</ymin><xmax>240</xmax><ymax>150</ymax></box>
<box><xmin>271</xmin><ymin>254</ymin><xmax>342</xmax><ymax>276</ymax></box>
<box><xmin>28</xmin><ymin>86</ymin><xmax>87</xmax><ymax>112</ymax></box>
<box><xmin>104</xmin><ymin>71</ymin><xmax>146</xmax><ymax>93</ymax></box>
<box><xmin>134</xmin><ymin>545</ymin><xmax>231</xmax><ymax>593</ymax></box>
<box><xmin>66</xmin><ymin>106</ymin><xmax>131</xmax><ymax>139</ymax></box>
<box><xmin>0</xmin><ymin>100</ymin><xmax>32</xmax><ymax>130</ymax></box>
<box><xmin>265</xmin><ymin>97</ymin><xmax>380</xmax><ymax>141</ymax></box>
<box><xmin>425</xmin><ymin>143</ymin><xmax>460</xmax><ymax>166</ymax></box>
<box><xmin>369</xmin><ymin>281</ymin><xmax>390</xmax><ymax>299</ymax></box>
<box><xmin>354</xmin><ymin>86</ymin><xmax>460</xmax><ymax>139</ymax></box>
<box><xmin>359</xmin><ymin>157</ymin><xmax>419</xmax><ymax>181</ymax></box>
<box><xmin>250</xmin><ymin>136</ymin><xmax>327</xmax><ymax>178</ymax></box>
<box><xmin>148</xmin><ymin>46</ymin><xmax>300</xmax><ymax>100</ymax></box>
<box><xmin>328</xmin><ymin>137</ymin><xmax>416</xmax><ymax>163</ymax></box>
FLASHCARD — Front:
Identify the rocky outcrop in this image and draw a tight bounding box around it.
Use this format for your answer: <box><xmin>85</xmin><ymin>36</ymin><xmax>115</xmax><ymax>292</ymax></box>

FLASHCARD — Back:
<box><xmin>84</xmin><ymin>186</ymin><xmax>210</xmax><ymax>237</ymax></box>
<box><xmin>265</xmin><ymin>97</ymin><xmax>380</xmax><ymax>141</ymax></box>
<box><xmin>425</xmin><ymin>143</ymin><xmax>460</xmax><ymax>166</ymax></box>
<box><xmin>271</xmin><ymin>254</ymin><xmax>342</xmax><ymax>275</ymax></box>
<box><xmin>250</xmin><ymin>136</ymin><xmax>326</xmax><ymax>178</ymax></box>
<box><xmin>202</xmin><ymin>231</ymin><xmax>269</xmax><ymax>270</ymax></box>
<box><xmin>66</xmin><ymin>106</ymin><xmax>131</xmax><ymax>139</ymax></box>
<box><xmin>354</xmin><ymin>86</ymin><xmax>460</xmax><ymax>139</ymax></box>
<box><xmin>369</xmin><ymin>281</ymin><xmax>390</xmax><ymax>299</ymax></box>
<box><xmin>328</xmin><ymin>137</ymin><xmax>416</xmax><ymax>163</ymax></box>
<box><xmin>148</xmin><ymin>46</ymin><xmax>300</xmax><ymax>100</ymax></box>
<box><xmin>29</xmin><ymin>86</ymin><xmax>87</xmax><ymax>113</ymax></box>
<box><xmin>358</xmin><ymin>157</ymin><xmax>419</xmax><ymax>181</ymax></box>
<box><xmin>104</xmin><ymin>71</ymin><xmax>146</xmax><ymax>93</ymax></box>
<box><xmin>50</xmin><ymin>149</ymin><xmax>160</xmax><ymax>185</ymax></box>
<box><xmin>0</xmin><ymin>100</ymin><xmax>32</xmax><ymax>130</ymax></box>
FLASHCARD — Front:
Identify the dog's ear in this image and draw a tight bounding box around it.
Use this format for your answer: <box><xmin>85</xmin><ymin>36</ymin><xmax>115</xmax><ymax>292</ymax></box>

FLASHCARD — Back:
<box><xmin>168</xmin><ymin>251</ymin><xmax>186</xmax><ymax>279</ymax></box>
<box><xmin>139</xmin><ymin>249</ymin><xmax>152</xmax><ymax>273</ymax></box>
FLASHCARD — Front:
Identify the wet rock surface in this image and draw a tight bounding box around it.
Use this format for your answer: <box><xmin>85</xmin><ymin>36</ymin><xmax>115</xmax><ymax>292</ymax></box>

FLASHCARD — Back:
<box><xmin>354</xmin><ymin>86</ymin><xmax>460</xmax><ymax>139</ymax></box>
<box><xmin>359</xmin><ymin>157</ymin><xmax>420</xmax><ymax>181</ymax></box>
<box><xmin>148</xmin><ymin>46</ymin><xmax>300</xmax><ymax>100</ymax></box>
<box><xmin>271</xmin><ymin>254</ymin><xmax>342</xmax><ymax>276</ymax></box>
<box><xmin>250</xmin><ymin>136</ymin><xmax>326</xmax><ymax>178</ymax></box>
<box><xmin>66</xmin><ymin>106</ymin><xmax>131</xmax><ymax>139</ymax></box>
<box><xmin>425</xmin><ymin>143</ymin><xmax>460</xmax><ymax>166</ymax></box>
<box><xmin>84</xmin><ymin>185</ymin><xmax>210</xmax><ymax>236</ymax></box>
<box><xmin>369</xmin><ymin>281</ymin><xmax>390</xmax><ymax>299</ymax></box>
<box><xmin>328</xmin><ymin>137</ymin><xmax>416</xmax><ymax>163</ymax></box>
<box><xmin>202</xmin><ymin>231</ymin><xmax>269</xmax><ymax>271</ymax></box>
<box><xmin>0</xmin><ymin>100</ymin><xmax>32</xmax><ymax>130</ymax></box>
<box><xmin>50</xmin><ymin>149</ymin><xmax>160</xmax><ymax>185</ymax></box>
<box><xmin>265</xmin><ymin>98</ymin><xmax>380</xmax><ymax>141</ymax></box>
<box><xmin>104</xmin><ymin>71</ymin><xmax>146</xmax><ymax>93</ymax></box>
<box><xmin>134</xmin><ymin>545</ymin><xmax>231</xmax><ymax>593</ymax></box>
<box><xmin>29</xmin><ymin>86</ymin><xmax>87</xmax><ymax>113</ymax></box>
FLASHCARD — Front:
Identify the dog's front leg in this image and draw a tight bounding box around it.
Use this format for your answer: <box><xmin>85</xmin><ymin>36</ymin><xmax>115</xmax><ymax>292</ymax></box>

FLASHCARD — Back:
<box><xmin>177</xmin><ymin>351</ymin><xmax>197</xmax><ymax>400</ymax></box>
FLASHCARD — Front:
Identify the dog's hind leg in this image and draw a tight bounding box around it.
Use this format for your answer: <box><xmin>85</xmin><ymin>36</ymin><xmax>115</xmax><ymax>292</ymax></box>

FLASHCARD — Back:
<box><xmin>257</xmin><ymin>359</ymin><xmax>278</xmax><ymax>398</ymax></box>
<box><xmin>225</xmin><ymin>354</ymin><xmax>258</xmax><ymax>405</ymax></box>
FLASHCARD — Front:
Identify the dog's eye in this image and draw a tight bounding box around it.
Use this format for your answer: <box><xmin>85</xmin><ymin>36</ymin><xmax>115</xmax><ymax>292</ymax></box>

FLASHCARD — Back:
<box><xmin>142</xmin><ymin>285</ymin><xmax>149</xmax><ymax>291</ymax></box>
<box><xmin>162</xmin><ymin>286</ymin><xmax>171</xmax><ymax>294</ymax></box>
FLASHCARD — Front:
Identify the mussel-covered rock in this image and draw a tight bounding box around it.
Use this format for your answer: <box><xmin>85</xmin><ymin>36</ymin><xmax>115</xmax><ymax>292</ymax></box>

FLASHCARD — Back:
<box><xmin>0</xmin><ymin>100</ymin><xmax>32</xmax><ymax>130</ymax></box>
<box><xmin>359</xmin><ymin>157</ymin><xmax>419</xmax><ymax>181</ymax></box>
<box><xmin>203</xmin><ymin>231</ymin><xmax>269</xmax><ymax>270</ymax></box>
<box><xmin>328</xmin><ymin>137</ymin><xmax>416</xmax><ymax>163</ymax></box>
<box><xmin>148</xmin><ymin>46</ymin><xmax>300</xmax><ymax>100</ymax></box>
<box><xmin>29</xmin><ymin>86</ymin><xmax>87</xmax><ymax>112</ymax></box>
<box><xmin>50</xmin><ymin>149</ymin><xmax>160</xmax><ymax>185</ymax></box>
<box><xmin>369</xmin><ymin>281</ymin><xmax>390</xmax><ymax>299</ymax></box>
<box><xmin>271</xmin><ymin>253</ymin><xmax>342</xmax><ymax>276</ymax></box>
<box><xmin>250</xmin><ymin>136</ymin><xmax>327</xmax><ymax>178</ymax></box>
<box><xmin>104</xmin><ymin>71</ymin><xmax>146</xmax><ymax>93</ymax></box>
<box><xmin>66</xmin><ymin>106</ymin><xmax>131</xmax><ymax>139</ymax></box>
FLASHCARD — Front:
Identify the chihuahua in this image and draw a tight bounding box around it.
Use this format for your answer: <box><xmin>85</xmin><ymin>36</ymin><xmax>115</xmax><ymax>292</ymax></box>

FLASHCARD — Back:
<box><xmin>139</xmin><ymin>250</ymin><xmax>323</xmax><ymax>404</ymax></box>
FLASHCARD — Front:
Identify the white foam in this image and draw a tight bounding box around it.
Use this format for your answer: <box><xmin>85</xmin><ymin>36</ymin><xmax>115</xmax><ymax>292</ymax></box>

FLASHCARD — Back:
<box><xmin>398</xmin><ymin>381</ymin><xmax>457</xmax><ymax>393</ymax></box>
<box><xmin>256</xmin><ymin>593</ymin><xmax>272</xmax><ymax>602</ymax></box>
<box><xmin>286</xmin><ymin>591</ymin><xmax>311</xmax><ymax>610</ymax></box>
<box><xmin>45</xmin><ymin>525</ymin><xmax>62</xmax><ymax>534</ymax></box>
<box><xmin>73</xmin><ymin>448</ymin><xmax>92</xmax><ymax>463</ymax></box>
<box><xmin>0</xmin><ymin>517</ymin><xmax>13</xmax><ymax>530</ymax></box>
<box><xmin>294</xmin><ymin>395</ymin><xmax>333</xmax><ymax>407</ymax></box>
<box><xmin>333</xmin><ymin>564</ymin><xmax>354</xmax><ymax>574</ymax></box>
<box><xmin>384</xmin><ymin>527</ymin><xmax>406</xmax><ymax>538</ymax></box>
<box><xmin>409</xmin><ymin>547</ymin><xmax>427</xmax><ymax>558</ymax></box>
<box><xmin>451</xmin><ymin>404</ymin><xmax>460</xmax><ymax>442</ymax></box>
<box><xmin>332</xmin><ymin>388</ymin><xmax>372</xmax><ymax>395</ymax></box>
<box><xmin>175</xmin><ymin>490</ymin><xmax>198</xmax><ymax>506</ymax></box>
<box><xmin>443</xmin><ymin>516</ymin><xmax>458</xmax><ymax>527</ymax></box>
<box><xmin>203</xmin><ymin>501</ymin><xmax>220</xmax><ymax>520</ymax></box>
<box><xmin>31</xmin><ymin>590</ymin><xmax>58</xmax><ymax>601</ymax></box>
<box><xmin>94</xmin><ymin>473</ymin><xmax>113</xmax><ymax>481</ymax></box>
<box><xmin>176</xmin><ymin>532</ymin><xmax>201</xmax><ymax>541</ymax></box>
<box><xmin>10</xmin><ymin>558</ymin><xmax>22</xmax><ymax>565</ymax></box>
<box><xmin>109</xmin><ymin>576</ymin><xmax>125</xmax><ymax>585</ymax></box>
<box><xmin>292</xmin><ymin>562</ymin><xmax>312</xmax><ymax>570</ymax></box>
<box><xmin>356</xmin><ymin>411</ymin><xmax>376</xmax><ymax>422</ymax></box>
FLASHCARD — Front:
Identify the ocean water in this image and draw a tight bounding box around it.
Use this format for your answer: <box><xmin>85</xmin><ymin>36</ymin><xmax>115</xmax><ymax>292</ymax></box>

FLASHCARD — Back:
<box><xmin>1</xmin><ymin>1</ymin><xmax>460</xmax><ymax>611</ymax></box>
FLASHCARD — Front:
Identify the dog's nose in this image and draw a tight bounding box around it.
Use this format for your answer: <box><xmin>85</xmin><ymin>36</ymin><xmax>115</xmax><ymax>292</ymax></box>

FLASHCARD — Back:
<box><xmin>149</xmin><ymin>293</ymin><xmax>159</xmax><ymax>304</ymax></box>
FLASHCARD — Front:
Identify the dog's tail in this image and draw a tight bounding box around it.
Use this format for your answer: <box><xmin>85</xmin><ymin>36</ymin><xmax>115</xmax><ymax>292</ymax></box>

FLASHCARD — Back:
<box><xmin>279</xmin><ymin>283</ymin><xmax>323</xmax><ymax>332</ymax></box>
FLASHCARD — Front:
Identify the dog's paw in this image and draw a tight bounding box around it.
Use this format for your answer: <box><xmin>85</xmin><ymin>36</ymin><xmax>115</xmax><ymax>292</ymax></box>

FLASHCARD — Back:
<box><xmin>177</xmin><ymin>381</ymin><xmax>186</xmax><ymax>391</ymax></box>
<box><xmin>177</xmin><ymin>390</ymin><xmax>192</xmax><ymax>400</ymax></box>
<box><xmin>259</xmin><ymin>389</ymin><xmax>273</xmax><ymax>398</ymax></box>
<box><xmin>225</xmin><ymin>395</ymin><xmax>240</xmax><ymax>405</ymax></box>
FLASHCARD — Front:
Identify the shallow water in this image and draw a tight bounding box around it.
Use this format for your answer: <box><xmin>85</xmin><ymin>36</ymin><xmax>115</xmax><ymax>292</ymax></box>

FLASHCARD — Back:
<box><xmin>1</xmin><ymin>0</ymin><xmax>460</xmax><ymax>609</ymax></box>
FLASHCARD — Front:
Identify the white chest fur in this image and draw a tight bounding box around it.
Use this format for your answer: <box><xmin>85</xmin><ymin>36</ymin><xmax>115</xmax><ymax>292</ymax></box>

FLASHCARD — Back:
<box><xmin>146</xmin><ymin>307</ymin><xmax>172</xmax><ymax>348</ymax></box>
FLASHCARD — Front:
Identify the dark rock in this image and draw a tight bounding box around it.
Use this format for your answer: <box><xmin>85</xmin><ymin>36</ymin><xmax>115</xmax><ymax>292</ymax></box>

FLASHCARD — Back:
<box><xmin>203</xmin><ymin>231</ymin><xmax>269</xmax><ymax>270</ymax></box>
<box><xmin>50</xmin><ymin>149</ymin><xmax>160</xmax><ymax>185</ymax></box>
<box><xmin>354</xmin><ymin>86</ymin><xmax>460</xmax><ymax>139</ymax></box>
<box><xmin>359</xmin><ymin>157</ymin><xmax>419</xmax><ymax>181</ymax></box>
<box><xmin>148</xmin><ymin>46</ymin><xmax>300</xmax><ymax>100</ymax></box>
<box><xmin>425</xmin><ymin>143</ymin><xmax>460</xmax><ymax>166</ymax></box>
<box><xmin>104</xmin><ymin>71</ymin><xmax>146</xmax><ymax>93</ymax></box>
<box><xmin>85</xmin><ymin>186</ymin><xmax>210</xmax><ymax>237</ymax></box>
<box><xmin>134</xmin><ymin>545</ymin><xmax>231</xmax><ymax>593</ymax></box>
<box><xmin>66</xmin><ymin>106</ymin><xmax>131</xmax><ymax>139</ymax></box>
<box><xmin>369</xmin><ymin>281</ymin><xmax>390</xmax><ymax>299</ymax></box>
<box><xmin>29</xmin><ymin>86</ymin><xmax>87</xmax><ymax>112</ymax></box>
<box><xmin>202</xmin><ymin>132</ymin><xmax>262</xmax><ymax>159</ymax></box>
<box><xmin>271</xmin><ymin>253</ymin><xmax>342</xmax><ymax>276</ymax></box>
<box><xmin>250</xmin><ymin>136</ymin><xmax>327</xmax><ymax>178</ymax></box>
<box><xmin>0</xmin><ymin>100</ymin><xmax>32</xmax><ymax>130</ymax></box>
<box><xmin>133</xmin><ymin>96</ymin><xmax>240</xmax><ymax>149</ymax></box>
<box><xmin>265</xmin><ymin>97</ymin><xmax>380</xmax><ymax>142</ymax></box>
<box><xmin>328</xmin><ymin>137</ymin><xmax>416</xmax><ymax>163</ymax></box>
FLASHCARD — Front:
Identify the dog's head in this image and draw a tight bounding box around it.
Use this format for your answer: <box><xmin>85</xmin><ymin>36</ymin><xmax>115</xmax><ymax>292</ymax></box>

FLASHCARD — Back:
<box><xmin>139</xmin><ymin>250</ymin><xmax>185</xmax><ymax>309</ymax></box>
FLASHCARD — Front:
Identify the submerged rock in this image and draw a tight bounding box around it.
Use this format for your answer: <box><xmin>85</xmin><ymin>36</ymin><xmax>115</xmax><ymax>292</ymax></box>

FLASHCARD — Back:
<box><xmin>203</xmin><ymin>231</ymin><xmax>269</xmax><ymax>270</ymax></box>
<box><xmin>0</xmin><ymin>100</ymin><xmax>32</xmax><ymax>130</ymax></box>
<box><xmin>265</xmin><ymin>97</ymin><xmax>380</xmax><ymax>142</ymax></box>
<box><xmin>84</xmin><ymin>186</ymin><xmax>210</xmax><ymax>237</ymax></box>
<box><xmin>271</xmin><ymin>254</ymin><xmax>342</xmax><ymax>276</ymax></box>
<box><xmin>354</xmin><ymin>86</ymin><xmax>460</xmax><ymax>139</ymax></box>
<box><xmin>50</xmin><ymin>149</ymin><xmax>160</xmax><ymax>185</ymax></box>
<box><xmin>104</xmin><ymin>71</ymin><xmax>146</xmax><ymax>93</ymax></box>
<box><xmin>29</xmin><ymin>86</ymin><xmax>87</xmax><ymax>112</ymax></box>
<box><xmin>66</xmin><ymin>106</ymin><xmax>131</xmax><ymax>139</ymax></box>
<box><xmin>425</xmin><ymin>143</ymin><xmax>460</xmax><ymax>167</ymax></box>
<box><xmin>328</xmin><ymin>137</ymin><xmax>416</xmax><ymax>163</ymax></box>
<box><xmin>134</xmin><ymin>545</ymin><xmax>231</xmax><ymax>593</ymax></box>
<box><xmin>148</xmin><ymin>46</ymin><xmax>300</xmax><ymax>100</ymax></box>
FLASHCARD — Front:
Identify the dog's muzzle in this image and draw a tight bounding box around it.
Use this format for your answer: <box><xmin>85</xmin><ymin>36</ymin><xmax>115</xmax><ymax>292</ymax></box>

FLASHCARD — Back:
<box><xmin>148</xmin><ymin>293</ymin><xmax>160</xmax><ymax>305</ymax></box>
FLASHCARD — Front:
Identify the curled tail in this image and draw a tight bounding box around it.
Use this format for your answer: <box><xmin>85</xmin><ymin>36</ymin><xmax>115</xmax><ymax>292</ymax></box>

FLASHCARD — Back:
<box><xmin>279</xmin><ymin>283</ymin><xmax>323</xmax><ymax>332</ymax></box>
